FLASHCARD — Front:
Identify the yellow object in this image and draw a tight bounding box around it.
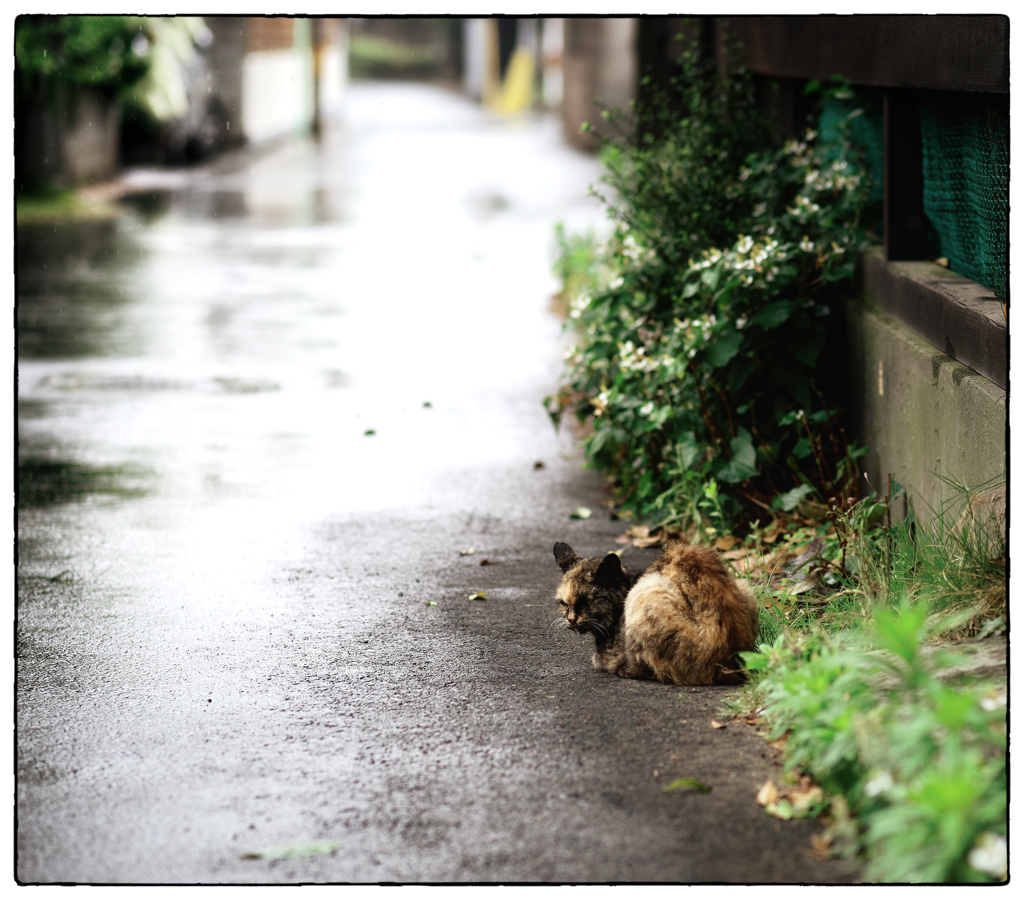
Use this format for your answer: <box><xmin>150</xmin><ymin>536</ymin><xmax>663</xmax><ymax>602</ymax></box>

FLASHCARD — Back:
<box><xmin>491</xmin><ymin>48</ymin><xmax>534</xmax><ymax>113</ymax></box>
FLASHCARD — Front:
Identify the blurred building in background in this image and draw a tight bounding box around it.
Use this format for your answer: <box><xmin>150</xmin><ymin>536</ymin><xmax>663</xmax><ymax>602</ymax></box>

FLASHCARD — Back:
<box><xmin>15</xmin><ymin>15</ymin><xmax>350</xmax><ymax>187</ymax></box>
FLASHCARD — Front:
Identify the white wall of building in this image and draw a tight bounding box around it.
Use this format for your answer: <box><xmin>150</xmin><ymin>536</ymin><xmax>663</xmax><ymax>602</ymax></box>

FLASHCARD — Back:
<box><xmin>242</xmin><ymin>47</ymin><xmax>313</xmax><ymax>144</ymax></box>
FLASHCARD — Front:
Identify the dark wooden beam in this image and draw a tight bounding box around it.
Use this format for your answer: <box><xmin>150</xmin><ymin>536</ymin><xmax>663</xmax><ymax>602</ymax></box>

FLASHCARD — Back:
<box><xmin>725</xmin><ymin>16</ymin><xmax>1008</xmax><ymax>93</ymax></box>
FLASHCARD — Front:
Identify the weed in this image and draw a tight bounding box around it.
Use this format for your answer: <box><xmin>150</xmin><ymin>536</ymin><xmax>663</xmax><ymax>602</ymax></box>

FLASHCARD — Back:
<box><xmin>734</xmin><ymin>480</ymin><xmax>1007</xmax><ymax>883</ymax></box>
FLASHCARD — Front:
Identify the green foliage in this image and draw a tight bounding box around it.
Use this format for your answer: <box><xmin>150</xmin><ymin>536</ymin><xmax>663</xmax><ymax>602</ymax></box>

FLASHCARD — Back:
<box><xmin>737</xmin><ymin>480</ymin><xmax>1007</xmax><ymax>883</ymax></box>
<box><xmin>15</xmin><ymin>15</ymin><xmax>152</xmax><ymax>100</ymax></box>
<box><xmin>548</xmin><ymin>42</ymin><xmax>874</xmax><ymax>534</ymax></box>
<box><xmin>15</xmin><ymin>16</ymin><xmax>208</xmax><ymax>126</ymax></box>
<box><xmin>742</xmin><ymin>610</ymin><xmax>1006</xmax><ymax>883</ymax></box>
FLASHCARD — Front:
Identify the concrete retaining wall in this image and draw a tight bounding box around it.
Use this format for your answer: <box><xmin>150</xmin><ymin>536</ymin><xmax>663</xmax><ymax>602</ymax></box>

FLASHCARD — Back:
<box><xmin>845</xmin><ymin>271</ymin><xmax>1006</xmax><ymax>523</ymax></box>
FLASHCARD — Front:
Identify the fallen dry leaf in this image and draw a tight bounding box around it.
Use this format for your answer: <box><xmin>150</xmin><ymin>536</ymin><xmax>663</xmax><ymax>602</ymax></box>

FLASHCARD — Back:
<box><xmin>468</xmin><ymin>592</ymin><xmax>486</xmax><ymax>601</ymax></box>
<box><xmin>768</xmin><ymin>735</ymin><xmax>789</xmax><ymax>752</ymax></box>
<box><xmin>788</xmin><ymin>783</ymin><xmax>825</xmax><ymax>813</ymax></box>
<box><xmin>710</xmin><ymin>719</ymin><xmax>727</xmax><ymax>729</ymax></box>
<box><xmin>713</xmin><ymin>534</ymin><xmax>740</xmax><ymax>551</ymax></box>
<box><xmin>756</xmin><ymin>780</ymin><xmax>779</xmax><ymax>807</ymax></box>
<box><xmin>806</xmin><ymin>833</ymin><xmax>833</xmax><ymax>860</ymax></box>
<box><xmin>722</xmin><ymin>548</ymin><xmax>751</xmax><ymax>560</ymax></box>
<box><xmin>478</xmin><ymin>558</ymin><xmax>494</xmax><ymax>566</ymax></box>
<box><xmin>459</xmin><ymin>548</ymin><xmax>476</xmax><ymax>556</ymax></box>
<box><xmin>757</xmin><ymin>774</ymin><xmax>826</xmax><ymax>820</ymax></box>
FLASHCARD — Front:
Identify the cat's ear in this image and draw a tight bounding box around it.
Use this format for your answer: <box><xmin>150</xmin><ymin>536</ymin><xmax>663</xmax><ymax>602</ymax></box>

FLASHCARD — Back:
<box><xmin>553</xmin><ymin>542</ymin><xmax>579</xmax><ymax>573</ymax></box>
<box><xmin>595</xmin><ymin>552</ymin><xmax>624</xmax><ymax>585</ymax></box>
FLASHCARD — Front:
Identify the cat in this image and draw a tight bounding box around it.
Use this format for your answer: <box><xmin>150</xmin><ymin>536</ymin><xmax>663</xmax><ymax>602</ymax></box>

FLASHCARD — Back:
<box><xmin>552</xmin><ymin>540</ymin><xmax>760</xmax><ymax>685</ymax></box>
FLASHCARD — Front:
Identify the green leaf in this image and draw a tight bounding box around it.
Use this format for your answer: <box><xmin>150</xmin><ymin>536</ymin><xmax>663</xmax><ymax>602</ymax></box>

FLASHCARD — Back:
<box><xmin>570</xmin><ymin>506</ymin><xmax>592</xmax><ymax>519</ymax></box>
<box><xmin>468</xmin><ymin>592</ymin><xmax>487</xmax><ymax>601</ymax></box>
<box><xmin>677</xmin><ymin>432</ymin><xmax>701</xmax><ymax>470</ymax></box>
<box><xmin>705</xmin><ymin>330</ymin><xmax>743</xmax><ymax>368</ymax></box>
<box><xmin>770</xmin><ymin>799</ymin><xmax>794</xmax><ymax>819</ymax></box>
<box><xmin>752</xmin><ymin>300</ymin><xmax>798</xmax><ymax>329</ymax></box>
<box><xmin>738</xmin><ymin>650</ymin><xmax>770</xmax><ymax>671</ymax></box>
<box><xmin>240</xmin><ymin>840</ymin><xmax>339</xmax><ymax>861</ymax></box>
<box><xmin>793</xmin><ymin>326</ymin><xmax>826</xmax><ymax>367</ymax></box>
<box><xmin>772</xmin><ymin>484</ymin><xmax>814</xmax><ymax>512</ymax></box>
<box><xmin>792</xmin><ymin>437</ymin><xmax>813</xmax><ymax>459</ymax></box>
<box><xmin>701</xmin><ymin>266</ymin><xmax>722</xmax><ymax>290</ymax></box>
<box><xmin>717</xmin><ymin>431</ymin><xmax>758</xmax><ymax>483</ymax></box>
<box><xmin>663</xmin><ymin>778</ymin><xmax>712</xmax><ymax>794</ymax></box>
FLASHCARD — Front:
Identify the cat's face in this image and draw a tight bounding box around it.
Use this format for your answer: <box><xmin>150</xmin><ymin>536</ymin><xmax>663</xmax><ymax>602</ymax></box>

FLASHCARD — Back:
<box><xmin>553</xmin><ymin>542</ymin><xmax>628</xmax><ymax>639</ymax></box>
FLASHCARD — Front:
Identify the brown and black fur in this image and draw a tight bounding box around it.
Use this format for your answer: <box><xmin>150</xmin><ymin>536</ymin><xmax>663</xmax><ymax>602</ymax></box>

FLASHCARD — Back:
<box><xmin>553</xmin><ymin>540</ymin><xmax>760</xmax><ymax>685</ymax></box>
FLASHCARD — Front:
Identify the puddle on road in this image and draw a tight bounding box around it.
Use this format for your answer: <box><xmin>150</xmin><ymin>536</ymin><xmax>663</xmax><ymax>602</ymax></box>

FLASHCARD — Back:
<box><xmin>16</xmin><ymin>216</ymin><xmax>147</xmax><ymax>360</ymax></box>
<box><xmin>31</xmin><ymin>371</ymin><xmax>281</xmax><ymax>395</ymax></box>
<box><xmin>116</xmin><ymin>189</ymin><xmax>173</xmax><ymax>222</ymax></box>
<box><xmin>18</xmin><ymin>457</ymin><xmax>151</xmax><ymax>509</ymax></box>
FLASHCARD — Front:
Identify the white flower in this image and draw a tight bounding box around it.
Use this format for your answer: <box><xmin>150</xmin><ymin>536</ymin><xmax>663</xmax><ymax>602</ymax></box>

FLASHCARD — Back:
<box><xmin>968</xmin><ymin>833</ymin><xmax>1007</xmax><ymax>880</ymax></box>
<box><xmin>980</xmin><ymin>689</ymin><xmax>1007</xmax><ymax>711</ymax></box>
<box><xmin>735</xmin><ymin>316</ymin><xmax>747</xmax><ymax>330</ymax></box>
<box><xmin>799</xmin><ymin>236</ymin><xmax>816</xmax><ymax>253</ymax></box>
<box><xmin>863</xmin><ymin>771</ymin><xmax>894</xmax><ymax>797</ymax></box>
<box><xmin>639</xmin><ymin>401</ymin><xmax>655</xmax><ymax>416</ymax></box>
<box><xmin>609</xmin><ymin>276</ymin><xmax>624</xmax><ymax>289</ymax></box>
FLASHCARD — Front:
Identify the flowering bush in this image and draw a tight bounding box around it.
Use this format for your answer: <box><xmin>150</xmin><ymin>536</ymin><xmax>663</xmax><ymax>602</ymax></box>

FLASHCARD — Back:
<box><xmin>549</xmin><ymin>54</ymin><xmax>874</xmax><ymax>533</ymax></box>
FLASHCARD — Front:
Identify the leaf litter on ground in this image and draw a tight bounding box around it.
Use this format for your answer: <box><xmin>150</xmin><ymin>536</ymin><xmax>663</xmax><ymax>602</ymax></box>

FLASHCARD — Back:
<box><xmin>616</xmin><ymin>513</ymin><xmax>840</xmax><ymax>599</ymax></box>
<box><xmin>756</xmin><ymin>774</ymin><xmax>825</xmax><ymax>820</ymax></box>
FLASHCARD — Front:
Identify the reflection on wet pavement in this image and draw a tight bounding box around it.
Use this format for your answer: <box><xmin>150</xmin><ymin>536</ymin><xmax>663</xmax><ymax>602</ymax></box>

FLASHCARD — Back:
<box><xmin>18</xmin><ymin>83</ymin><xmax>606</xmax><ymax>523</ymax></box>
<box><xmin>16</xmin><ymin>82</ymin><xmax>611</xmax><ymax>883</ymax></box>
<box><xmin>17</xmin><ymin>458</ymin><xmax>150</xmax><ymax>508</ymax></box>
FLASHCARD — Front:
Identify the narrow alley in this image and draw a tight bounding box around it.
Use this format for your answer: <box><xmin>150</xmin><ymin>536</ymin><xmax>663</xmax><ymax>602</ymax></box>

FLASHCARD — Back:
<box><xmin>17</xmin><ymin>83</ymin><xmax>852</xmax><ymax>883</ymax></box>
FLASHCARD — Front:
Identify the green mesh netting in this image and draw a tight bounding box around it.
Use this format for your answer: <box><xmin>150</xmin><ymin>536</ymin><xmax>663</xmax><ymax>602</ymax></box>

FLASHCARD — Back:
<box><xmin>920</xmin><ymin>95</ymin><xmax>1009</xmax><ymax>302</ymax></box>
<box><xmin>819</xmin><ymin>94</ymin><xmax>884</xmax><ymax>205</ymax></box>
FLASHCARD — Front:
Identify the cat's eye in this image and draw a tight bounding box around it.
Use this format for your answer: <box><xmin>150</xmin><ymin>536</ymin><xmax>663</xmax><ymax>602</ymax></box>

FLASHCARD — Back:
<box><xmin>557</xmin><ymin>600</ymin><xmax>568</xmax><ymax>608</ymax></box>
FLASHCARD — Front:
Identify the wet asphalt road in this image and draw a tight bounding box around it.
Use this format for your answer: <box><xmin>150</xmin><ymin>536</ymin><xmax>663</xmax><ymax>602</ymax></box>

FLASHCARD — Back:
<box><xmin>17</xmin><ymin>83</ymin><xmax>854</xmax><ymax>884</ymax></box>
